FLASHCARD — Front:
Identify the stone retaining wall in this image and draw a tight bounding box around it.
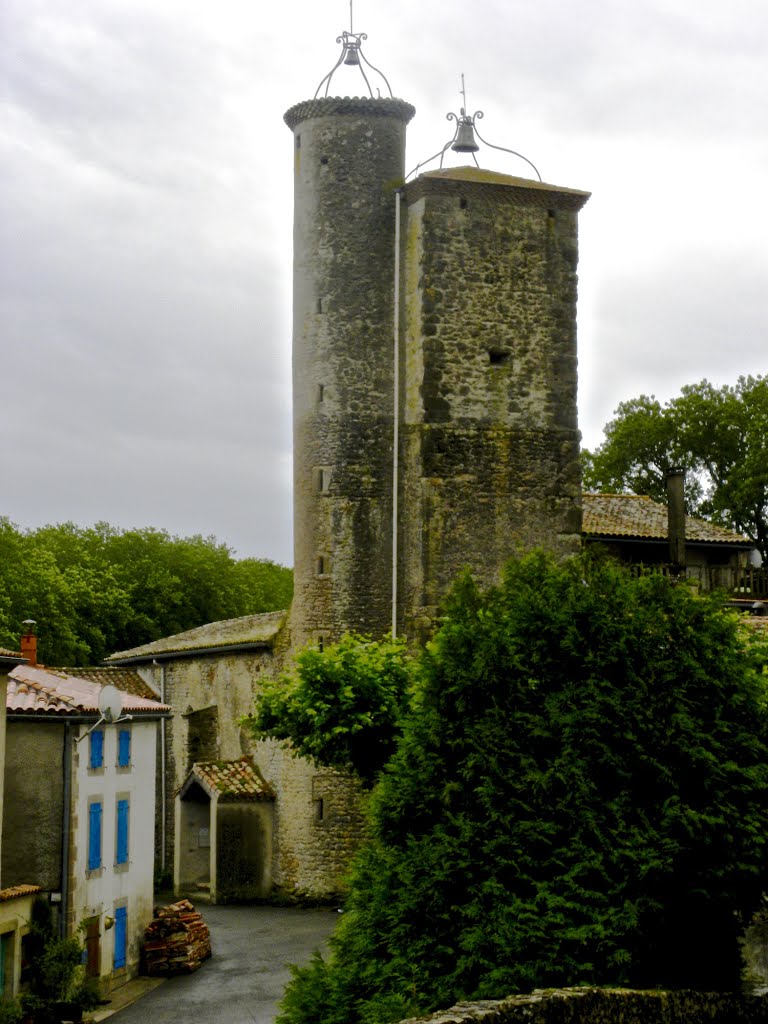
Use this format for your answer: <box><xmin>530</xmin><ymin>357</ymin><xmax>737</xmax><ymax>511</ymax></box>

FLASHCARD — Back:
<box><xmin>398</xmin><ymin>987</ymin><xmax>768</xmax><ymax>1023</ymax></box>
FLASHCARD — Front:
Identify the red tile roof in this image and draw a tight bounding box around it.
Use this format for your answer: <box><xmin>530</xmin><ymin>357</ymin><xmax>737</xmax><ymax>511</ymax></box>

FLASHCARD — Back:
<box><xmin>62</xmin><ymin>666</ymin><xmax>158</xmax><ymax>701</ymax></box>
<box><xmin>0</xmin><ymin>648</ymin><xmax>24</xmax><ymax>659</ymax></box>
<box><xmin>181</xmin><ymin>758</ymin><xmax>274</xmax><ymax>803</ymax></box>
<box><xmin>582</xmin><ymin>493</ymin><xmax>751</xmax><ymax>546</ymax></box>
<box><xmin>0</xmin><ymin>884</ymin><xmax>42</xmax><ymax>903</ymax></box>
<box><xmin>7</xmin><ymin>665</ymin><xmax>170</xmax><ymax>717</ymax></box>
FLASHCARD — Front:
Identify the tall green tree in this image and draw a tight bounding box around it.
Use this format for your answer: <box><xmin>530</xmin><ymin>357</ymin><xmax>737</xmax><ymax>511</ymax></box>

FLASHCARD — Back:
<box><xmin>582</xmin><ymin>375</ymin><xmax>768</xmax><ymax>560</ymax></box>
<box><xmin>279</xmin><ymin>553</ymin><xmax>768</xmax><ymax>1024</ymax></box>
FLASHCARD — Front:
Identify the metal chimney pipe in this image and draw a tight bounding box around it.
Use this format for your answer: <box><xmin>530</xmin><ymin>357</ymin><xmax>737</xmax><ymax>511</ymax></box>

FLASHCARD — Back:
<box><xmin>666</xmin><ymin>468</ymin><xmax>686</xmax><ymax>576</ymax></box>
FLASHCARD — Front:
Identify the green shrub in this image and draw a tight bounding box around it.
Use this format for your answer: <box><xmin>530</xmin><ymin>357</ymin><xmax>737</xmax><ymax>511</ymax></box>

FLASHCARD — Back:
<box><xmin>279</xmin><ymin>552</ymin><xmax>768</xmax><ymax>1024</ymax></box>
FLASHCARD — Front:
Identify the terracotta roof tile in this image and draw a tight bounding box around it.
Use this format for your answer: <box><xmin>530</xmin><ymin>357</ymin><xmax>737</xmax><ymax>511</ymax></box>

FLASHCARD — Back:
<box><xmin>62</xmin><ymin>665</ymin><xmax>158</xmax><ymax>701</ymax></box>
<box><xmin>7</xmin><ymin>665</ymin><xmax>170</xmax><ymax>716</ymax></box>
<box><xmin>582</xmin><ymin>493</ymin><xmax>751</xmax><ymax>546</ymax></box>
<box><xmin>185</xmin><ymin>758</ymin><xmax>274</xmax><ymax>803</ymax></box>
<box><xmin>0</xmin><ymin>648</ymin><xmax>24</xmax><ymax>659</ymax></box>
<box><xmin>107</xmin><ymin>610</ymin><xmax>286</xmax><ymax>663</ymax></box>
<box><xmin>0</xmin><ymin>884</ymin><xmax>42</xmax><ymax>903</ymax></box>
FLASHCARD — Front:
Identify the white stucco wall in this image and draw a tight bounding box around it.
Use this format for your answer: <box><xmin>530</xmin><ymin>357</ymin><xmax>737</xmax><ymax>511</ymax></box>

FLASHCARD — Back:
<box><xmin>68</xmin><ymin>717</ymin><xmax>158</xmax><ymax>985</ymax></box>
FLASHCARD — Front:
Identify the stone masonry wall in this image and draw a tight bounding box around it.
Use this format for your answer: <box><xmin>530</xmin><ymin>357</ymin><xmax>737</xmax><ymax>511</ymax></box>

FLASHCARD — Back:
<box><xmin>286</xmin><ymin>97</ymin><xmax>415</xmax><ymax>649</ymax></box>
<box><xmin>397</xmin><ymin>987</ymin><xmax>768</xmax><ymax>1024</ymax></box>
<box><xmin>2</xmin><ymin>721</ymin><xmax>65</xmax><ymax>890</ymax></box>
<box><xmin>399</xmin><ymin>172</ymin><xmax>587</xmax><ymax>637</ymax></box>
<box><xmin>139</xmin><ymin>642</ymin><xmax>365</xmax><ymax>900</ymax></box>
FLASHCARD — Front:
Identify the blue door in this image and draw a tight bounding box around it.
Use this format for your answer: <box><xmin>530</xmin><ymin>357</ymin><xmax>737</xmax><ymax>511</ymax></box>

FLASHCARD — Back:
<box><xmin>113</xmin><ymin>907</ymin><xmax>127</xmax><ymax>970</ymax></box>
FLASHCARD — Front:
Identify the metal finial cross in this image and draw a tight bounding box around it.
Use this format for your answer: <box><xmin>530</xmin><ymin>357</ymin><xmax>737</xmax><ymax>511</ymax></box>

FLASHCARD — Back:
<box><xmin>460</xmin><ymin>73</ymin><xmax>468</xmax><ymax>116</ymax></box>
<box><xmin>350</xmin><ymin>0</ymin><xmax>354</xmax><ymax>34</ymax></box>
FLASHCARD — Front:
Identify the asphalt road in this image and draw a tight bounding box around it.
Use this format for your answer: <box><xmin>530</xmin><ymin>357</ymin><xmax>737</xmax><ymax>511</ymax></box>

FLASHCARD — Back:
<box><xmin>111</xmin><ymin>905</ymin><xmax>339</xmax><ymax>1024</ymax></box>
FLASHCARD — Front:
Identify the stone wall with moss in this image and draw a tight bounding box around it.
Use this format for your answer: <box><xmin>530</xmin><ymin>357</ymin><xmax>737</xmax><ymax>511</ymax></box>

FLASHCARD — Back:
<box><xmin>398</xmin><ymin>987</ymin><xmax>768</xmax><ymax>1023</ymax></box>
<box><xmin>286</xmin><ymin>97</ymin><xmax>415</xmax><ymax>650</ymax></box>
<box><xmin>138</xmin><ymin>635</ymin><xmax>365</xmax><ymax>901</ymax></box>
<box><xmin>399</xmin><ymin>170</ymin><xmax>587</xmax><ymax>638</ymax></box>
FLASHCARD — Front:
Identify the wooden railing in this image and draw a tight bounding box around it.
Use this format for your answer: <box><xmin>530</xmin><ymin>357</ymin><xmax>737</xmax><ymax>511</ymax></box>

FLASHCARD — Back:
<box><xmin>628</xmin><ymin>563</ymin><xmax>768</xmax><ymax>600</ymax></box>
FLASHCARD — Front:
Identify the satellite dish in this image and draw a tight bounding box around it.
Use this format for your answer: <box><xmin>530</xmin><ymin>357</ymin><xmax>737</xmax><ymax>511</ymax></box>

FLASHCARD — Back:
<box><xmin>98</xmin><ymin>685</ymin><xmax>123</xmax><ymax>724</ymax></box>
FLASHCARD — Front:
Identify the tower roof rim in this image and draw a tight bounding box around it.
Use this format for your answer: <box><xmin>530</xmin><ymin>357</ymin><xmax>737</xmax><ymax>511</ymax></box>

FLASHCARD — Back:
<box><xmin>284</xmin><ymin>96</ymin><xmax>416</xmax><ymax>130</ymax></box>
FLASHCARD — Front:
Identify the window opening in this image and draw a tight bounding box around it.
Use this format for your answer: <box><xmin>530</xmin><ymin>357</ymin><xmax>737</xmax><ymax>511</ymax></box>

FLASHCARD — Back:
<box><xmin>488</xmin><ymin>349</ymin><xmax>510</xmax><ymax>366</ymax></box>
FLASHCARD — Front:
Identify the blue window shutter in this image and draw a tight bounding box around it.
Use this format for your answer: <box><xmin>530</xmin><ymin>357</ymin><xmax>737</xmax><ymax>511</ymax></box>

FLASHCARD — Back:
<box><xmin>118</xmin><ymin>729</ymin><xmax>131</xmax><ymax>768</ymax></box>
<box><xmin>116</xmin><ymin>800</ymin><xmax>129</xmax><ymax>865</ymax></box>
<box><xmin>89</xmin><ymin>730</ymin><xmax>104</xmax><ymax>769</ymax></box>
<box><xmin>113</xmin><ymin>907</ymin><xmax>127</xmax><ymax>970</ymax></box>
<box><xmin>88</xmin><ymin>802</ymin><xmax>102</xmax><ymax>871</ymax></box>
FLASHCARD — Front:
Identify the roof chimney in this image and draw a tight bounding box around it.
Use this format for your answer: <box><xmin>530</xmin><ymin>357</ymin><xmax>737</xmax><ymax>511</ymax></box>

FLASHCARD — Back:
<box><xmin>20</xmin><ymin>620</ymin><xmax>37</xmax><ymax>667</ymax></box>
<box><xmin>666</xmin><ymin>469</ymin><xmax>686</xmax><ymax>576</ymax></box>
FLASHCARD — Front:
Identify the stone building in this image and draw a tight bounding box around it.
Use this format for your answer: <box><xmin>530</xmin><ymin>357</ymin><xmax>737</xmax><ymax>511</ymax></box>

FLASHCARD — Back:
<box><xmin>107</xmin><ymin>612</ymin><xmax>365</xmax><ymax>901</ymax></box>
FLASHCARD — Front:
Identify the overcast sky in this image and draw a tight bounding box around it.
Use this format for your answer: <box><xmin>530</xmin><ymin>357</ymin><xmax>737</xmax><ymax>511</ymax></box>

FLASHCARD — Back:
<box><xmin>2</xmin><ymin>0</ymin><xmax>766</xmax><ymax>565</ymax></box>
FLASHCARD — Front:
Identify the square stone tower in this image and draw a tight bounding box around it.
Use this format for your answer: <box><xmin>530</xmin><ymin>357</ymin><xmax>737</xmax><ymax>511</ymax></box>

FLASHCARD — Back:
<box><xmin>398</xmin><ymin>167</ymin><xmax>589</xmax><ymax>638</ymax></box>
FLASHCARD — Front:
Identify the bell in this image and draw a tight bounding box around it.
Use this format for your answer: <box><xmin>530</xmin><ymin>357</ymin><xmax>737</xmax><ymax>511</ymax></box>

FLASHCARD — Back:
<box><xmin>452</xmin><ymin>120</ymin><xmax>479</xmax><ymax>153</ymax></box>
<box><xmin>344</xmin><ymin>44</ymin><xmax>360</xmax><ymax>66</ymax></box>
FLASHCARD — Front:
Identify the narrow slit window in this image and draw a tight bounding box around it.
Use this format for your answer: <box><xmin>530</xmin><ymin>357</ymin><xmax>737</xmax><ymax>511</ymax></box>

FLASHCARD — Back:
<box><xmin>317</xmin><ymin>555</ymin><xmax>325</xmax><ymax>575</ymax></box>
<box><xmin>317</xmin><ymin>383</ymin><xmax>325</xmax><ymax>403</ymax></box>
<box><xmin>314</xmin><ymin>797</ymin><xmax>325</xmax><ymax>823</ymax></box>
<box><xmin>318</xmin><ymin>635</ymin><xmax>324</xmax><ymax>652</ymax></box>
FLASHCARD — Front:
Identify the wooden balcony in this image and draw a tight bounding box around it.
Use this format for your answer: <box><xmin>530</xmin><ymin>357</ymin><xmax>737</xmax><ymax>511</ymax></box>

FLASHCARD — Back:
<box><xmin>628</xmin><ymin>563</ymin><xmax>768</xmax><ymax>601</ymax></box>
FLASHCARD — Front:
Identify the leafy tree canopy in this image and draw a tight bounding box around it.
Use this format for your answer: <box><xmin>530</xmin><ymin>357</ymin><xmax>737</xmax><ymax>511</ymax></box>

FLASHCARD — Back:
<box><xmin>582</xmin><ymin>375</ymin><xmax>768</xmax><ymax>560</ymax></box>
<box><xmin>246</xmin><ymin>634</ymin><xmax>412</xmax><ymax>787</ymax></box>
<box><xmin>0</xmin><ymin>518</ymin><xmax>292</xmax><ymax>665</ymax></box>
<box><xmin>279</xmin><ymin>552</ymin><xmax>768</xmax><ymax>1024</ymax></box>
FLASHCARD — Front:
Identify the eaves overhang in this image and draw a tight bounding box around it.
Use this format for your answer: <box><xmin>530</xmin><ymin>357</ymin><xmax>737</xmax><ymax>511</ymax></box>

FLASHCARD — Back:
<box><xmin>106</xmin><ymin>640</ymin><xmax>272</xmax><ymax>666</ymax></box>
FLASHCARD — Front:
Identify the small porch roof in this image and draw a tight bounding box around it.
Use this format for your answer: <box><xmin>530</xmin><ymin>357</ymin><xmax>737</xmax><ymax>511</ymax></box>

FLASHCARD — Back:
<box><xmin>177</xmin><ymin>758</ymin><xmax>275</xmax><ymax>803</ymax></box>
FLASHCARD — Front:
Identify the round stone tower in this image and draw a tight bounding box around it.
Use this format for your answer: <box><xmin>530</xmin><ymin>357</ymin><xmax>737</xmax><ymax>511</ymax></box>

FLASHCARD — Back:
<box><xmin>285</xmin><ymin>93</ymin><xmax>415</xmax><ymax>649</ymax></box>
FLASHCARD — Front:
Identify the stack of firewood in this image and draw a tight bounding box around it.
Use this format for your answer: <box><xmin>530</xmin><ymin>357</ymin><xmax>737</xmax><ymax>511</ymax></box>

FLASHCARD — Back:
<box><xmin>142</xmin><ymin>899</ymin><xmax>212</xmax><ymax>976</ymax></box>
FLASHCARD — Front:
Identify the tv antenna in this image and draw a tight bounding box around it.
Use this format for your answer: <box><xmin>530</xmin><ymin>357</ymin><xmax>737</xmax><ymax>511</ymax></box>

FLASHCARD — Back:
<box><xmin>76</xmin><ymin>684</ymin><xmax>133</xmax><ymax>742</ymax></box>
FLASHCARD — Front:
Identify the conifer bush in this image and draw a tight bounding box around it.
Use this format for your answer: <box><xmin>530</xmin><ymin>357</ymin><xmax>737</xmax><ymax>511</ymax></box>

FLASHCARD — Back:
<box><xmin>279</xmin><ymin>552</ymin><xmax>768</xmax><ymax>1024</ymax></box>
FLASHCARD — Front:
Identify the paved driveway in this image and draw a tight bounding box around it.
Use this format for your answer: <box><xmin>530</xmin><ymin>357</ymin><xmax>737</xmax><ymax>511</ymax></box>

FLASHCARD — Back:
<box><xmin>111</xmin><ymin>905</ymin><xmax>338</xmax><ymax>1024</ymax></box>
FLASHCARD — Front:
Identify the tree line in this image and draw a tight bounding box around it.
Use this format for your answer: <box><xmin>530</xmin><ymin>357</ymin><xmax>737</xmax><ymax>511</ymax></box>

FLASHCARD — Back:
<box><xmin>0</xmin><ymin>519</ymin><xmax>292</xmax><ymax>666</ymax></box>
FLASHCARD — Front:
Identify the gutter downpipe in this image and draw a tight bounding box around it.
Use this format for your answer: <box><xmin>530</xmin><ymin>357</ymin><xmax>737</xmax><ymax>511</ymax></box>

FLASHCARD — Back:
<box><xmin>157</xmin><ymin>660</ymin><xmax>167</xmax><ymax>875</ymax></box>
<box><xmin>392</xmin><ymin>188</ymin><xmax>403</xmax><ymax>639</ymax></box>
<box><xmin>60</xmin><ymin>722</ymin><xmax>72</xmax><ymax>939</ymax></box>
